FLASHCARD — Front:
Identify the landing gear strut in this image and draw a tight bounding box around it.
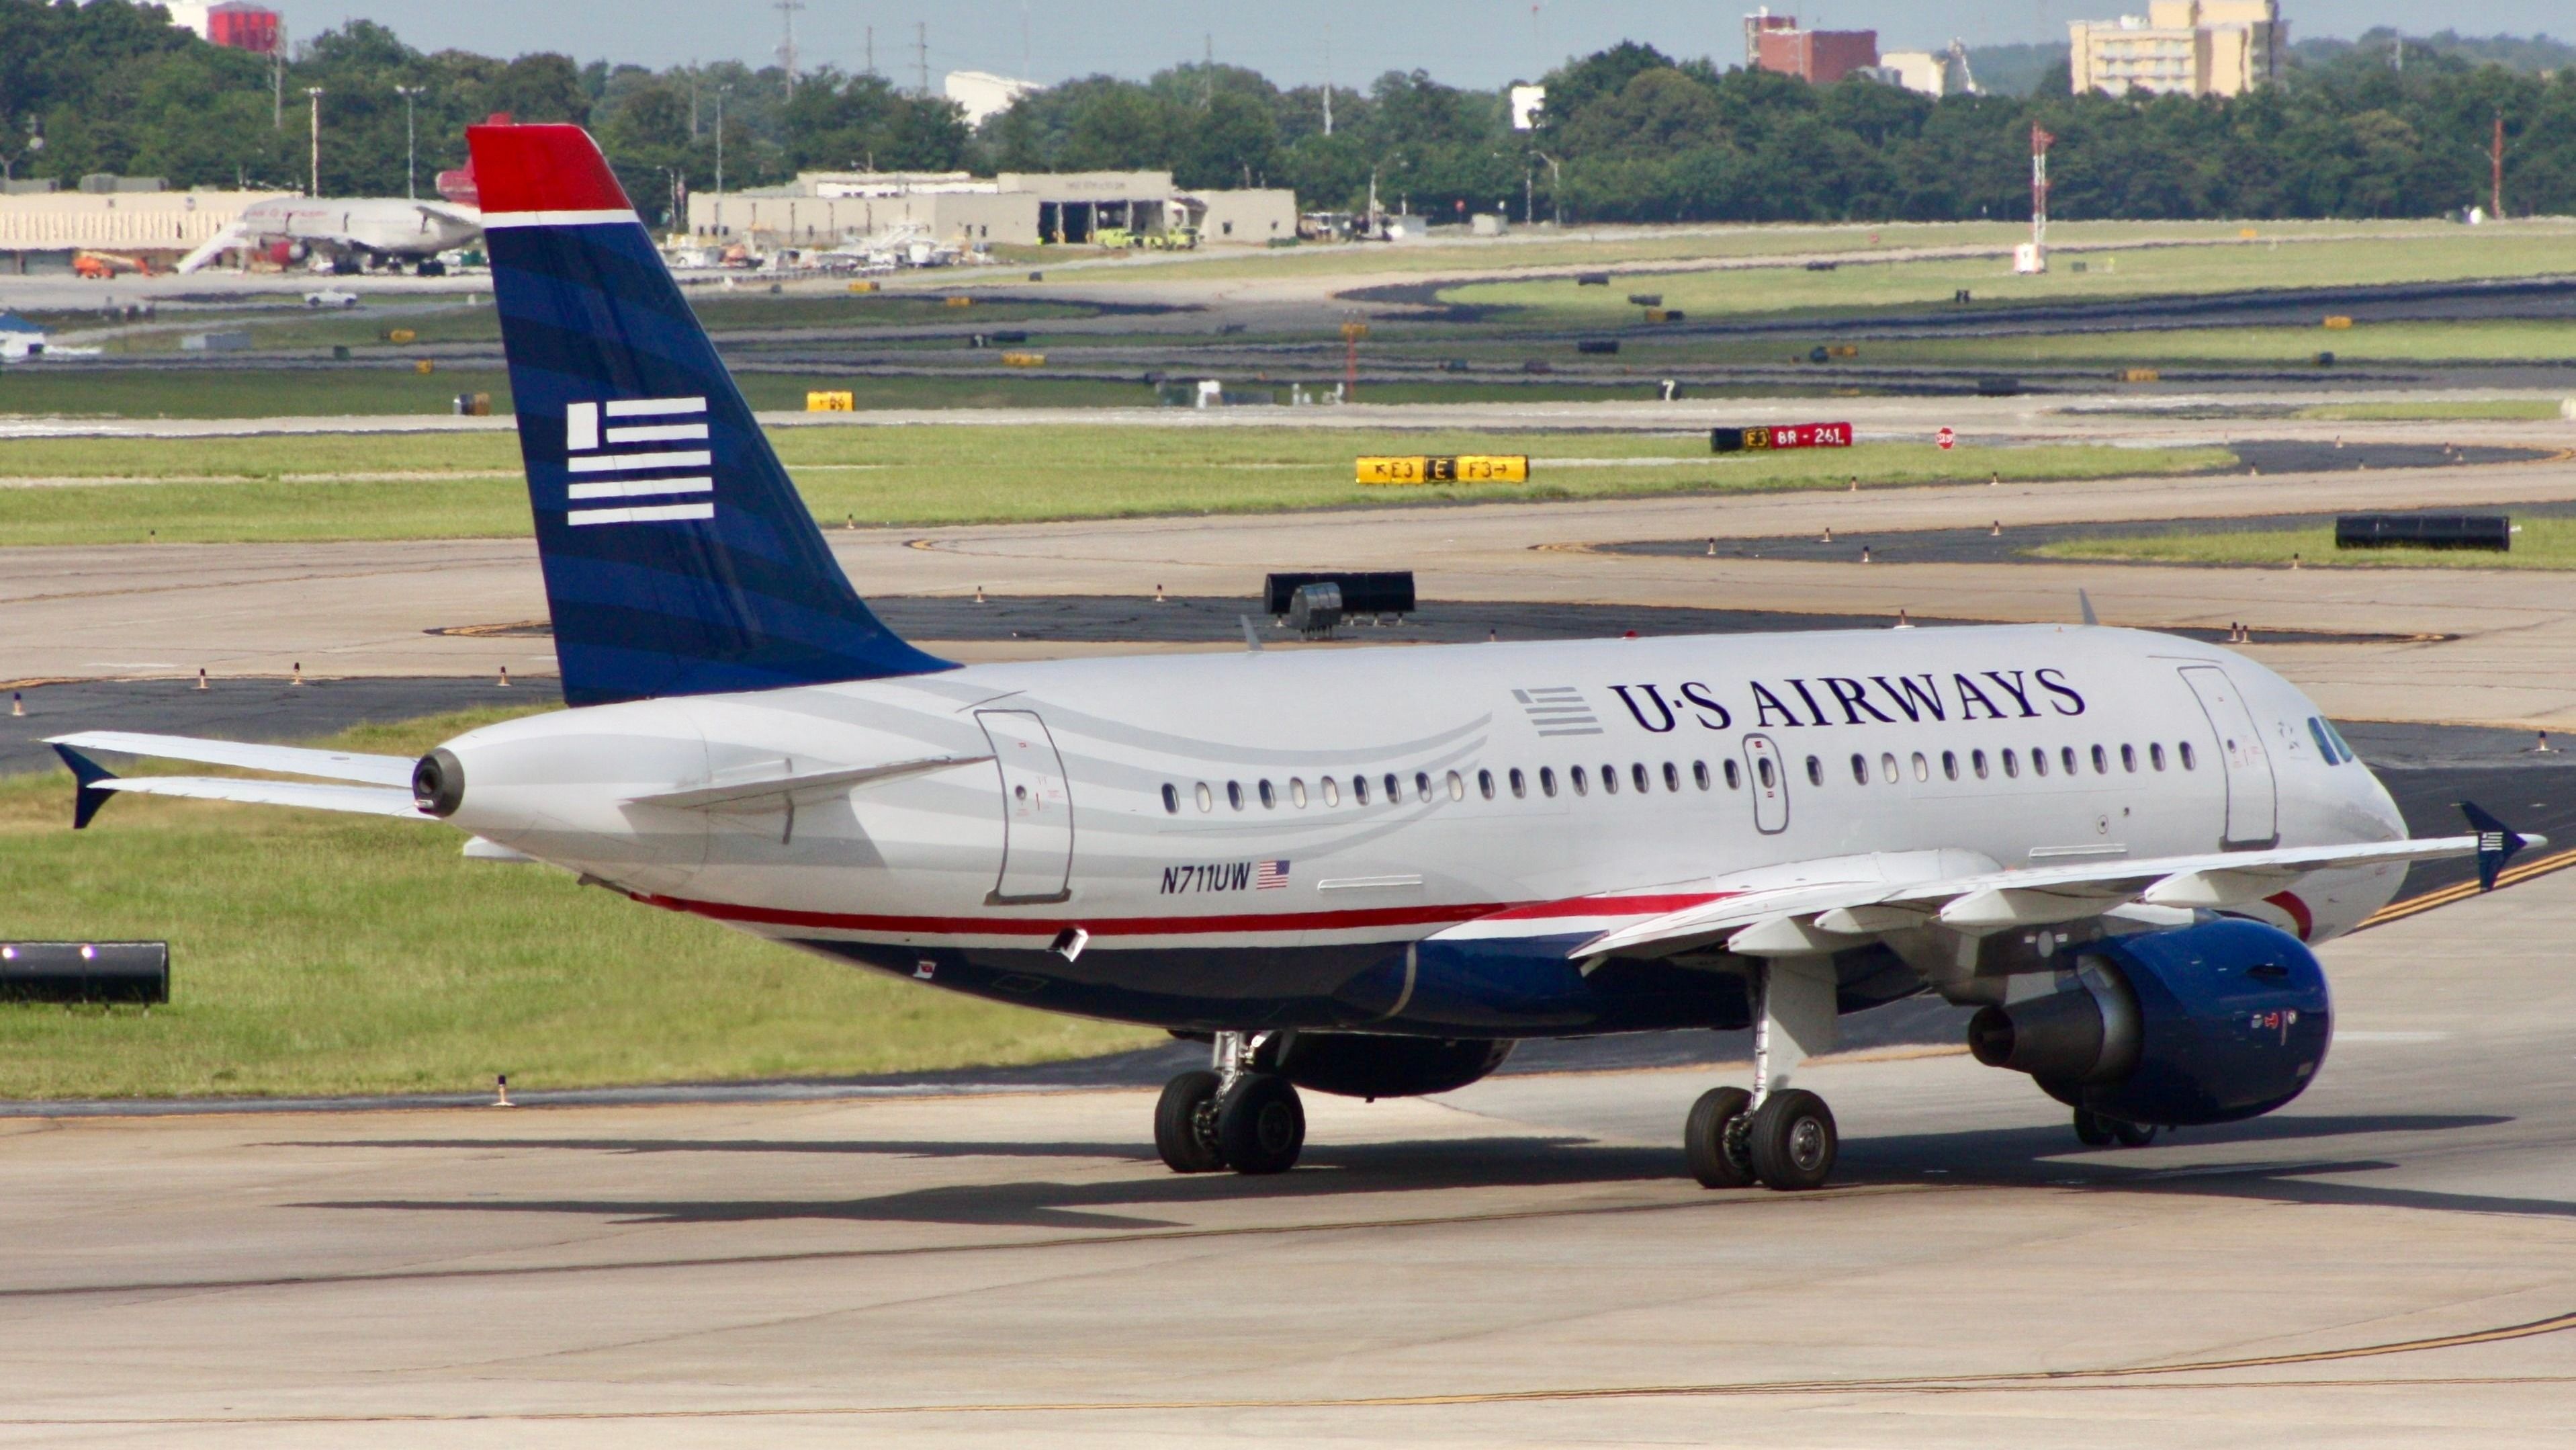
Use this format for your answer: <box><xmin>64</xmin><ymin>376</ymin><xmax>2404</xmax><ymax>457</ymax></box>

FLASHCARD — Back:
<box><xmin>1685</xmin><ymin>956</ymin><xmax>1842</xmax><ymax>1191</ymax></box>
<box><xmin>1153</xmin><ymin>1031</ymin><xmax>1305</xmax><ymax>1177</ymax></box>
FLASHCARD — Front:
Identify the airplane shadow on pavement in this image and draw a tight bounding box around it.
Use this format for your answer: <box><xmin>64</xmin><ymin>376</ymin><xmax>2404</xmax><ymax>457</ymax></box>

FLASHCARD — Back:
<box><xmin>294</xmin><ymin>1111</ymin><xmax>2536</xmax><ymax>1233</ymax></box>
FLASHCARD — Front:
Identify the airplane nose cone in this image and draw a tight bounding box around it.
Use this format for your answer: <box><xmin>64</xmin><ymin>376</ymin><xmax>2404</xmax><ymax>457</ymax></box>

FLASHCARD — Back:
<box><xmin>412</xmin><ymin>748</ymin><xmax>464</xmax><ymax>817</ymax></box>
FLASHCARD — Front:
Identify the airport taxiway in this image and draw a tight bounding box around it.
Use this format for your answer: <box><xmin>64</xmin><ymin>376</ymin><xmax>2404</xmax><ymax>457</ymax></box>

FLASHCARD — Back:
<box><xmin>9</xmin><ymin>440</ymin><xmax>2576</xmax><ymax>726</ymax></box>
<box><xmin>1</xmin><ymin>863</ymin><xmax>2573</xmax><ymax>1445</ymax></box>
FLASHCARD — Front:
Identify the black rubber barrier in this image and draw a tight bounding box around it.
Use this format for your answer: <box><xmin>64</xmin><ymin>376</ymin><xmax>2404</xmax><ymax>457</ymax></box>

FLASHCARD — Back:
<box><xmin>2336</xmin><ymin>514</ymin><xmax>2510</xmax><ymax>550</ymax></box>
<box><xmin>0</xmin><ymin>942</ymin><xmax>169</xmax><ymax>1003</ymax></box>
<box><xmin>1265</xmin><ymin>571</ymin><xmax>1415</xmax><ymax>616</ymax></box>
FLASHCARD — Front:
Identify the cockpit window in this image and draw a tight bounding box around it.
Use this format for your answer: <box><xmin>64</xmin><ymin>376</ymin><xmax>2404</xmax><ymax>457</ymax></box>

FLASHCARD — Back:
<box><xmin>2306</xmin><ymin>717</ymin><xmax>2342</xmax><ymax>765</ymax></box>
<box><xmin>2323</xmin><ymin>718</ymin><xmax>2358</xmax><ymax>764</ymax></box>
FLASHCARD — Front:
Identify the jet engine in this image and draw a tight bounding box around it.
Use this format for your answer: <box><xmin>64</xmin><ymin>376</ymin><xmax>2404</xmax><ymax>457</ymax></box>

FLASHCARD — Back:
<box><xmin>1966</xmin><ymin>919</ymin><xmax>2330</xmax><ymax>1127</ymax></box>
<box><xmin>1275</xmin><ymin>1034</ymin><xmax>1514</xmax><ymax>1099</ymax></box>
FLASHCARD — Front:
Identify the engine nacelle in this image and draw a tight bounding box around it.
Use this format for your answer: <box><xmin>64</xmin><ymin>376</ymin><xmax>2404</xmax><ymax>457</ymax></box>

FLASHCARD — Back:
<box><xmin>1275</xmin><ymin>1034</ymin><xmax>1513</xmax><ymax>1099</ymax></box>
<box><xmin>1967</xmin><ymin>919</ymin><xmax>2330</xmax><ymax>1127</ymax></box>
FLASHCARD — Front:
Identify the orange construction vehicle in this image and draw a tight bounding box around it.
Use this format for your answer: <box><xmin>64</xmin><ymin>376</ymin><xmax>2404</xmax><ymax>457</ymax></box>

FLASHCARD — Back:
<box><xmin>73</xmin><ymin>251</ymin><xmax>155</xmax><ymax>279</ymax></box>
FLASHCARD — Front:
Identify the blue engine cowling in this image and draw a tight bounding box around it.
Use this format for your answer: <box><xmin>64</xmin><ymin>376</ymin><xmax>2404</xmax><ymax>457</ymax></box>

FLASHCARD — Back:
<box><xmin>1966</xmin><ymin>919</ymin><xmax>2331</xmax><ymax>1127</ymax></box>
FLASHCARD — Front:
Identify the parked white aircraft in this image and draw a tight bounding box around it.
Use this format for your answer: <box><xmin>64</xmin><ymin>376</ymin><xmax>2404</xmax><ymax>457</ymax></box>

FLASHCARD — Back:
<box><xmin>54</xmin><ymin>124</ymin><xmax>2537</xmax><ymax>1191</ymax></box>
<box><xmin>176</xmin><ymin>196</ymin><xmax>483</xmax><ymax>275</ymax></box>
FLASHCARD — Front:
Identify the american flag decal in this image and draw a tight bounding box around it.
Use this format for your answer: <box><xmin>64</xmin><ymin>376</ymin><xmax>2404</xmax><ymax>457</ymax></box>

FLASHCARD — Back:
<box><xmin>1255</xmin><ymin>859</ymin><xmax>1290</xmax><ymax>890</ymax></box>
<box><xmin>563</xmin><ymin>396</ymin><xmax>714</xmax><ymax>526</ymax></box>
<box><xmin>1514</xmin><ymin>685</ymin><xmax>1602</xmax><ymax>736</ymax></box>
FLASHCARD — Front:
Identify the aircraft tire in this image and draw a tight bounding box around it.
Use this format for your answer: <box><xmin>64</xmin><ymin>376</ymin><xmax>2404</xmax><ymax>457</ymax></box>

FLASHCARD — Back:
<box><xmin>2111</xmin><ymin>1119</ymin><xmax>2158</xmax><ymax>1148</ymax></box>
<box><xmin>1683</xmin><ymin>1086</ymin><xmax>1757</xmax><ymax>1189</ymax></box>
<box><xmin>1153</xmin><ymin>1070</ymin><xmax>1227</xmax><ymax>1174</ymax></box>
<box><xmin>1745</xmin><ymin>1089</ymin><xmax>1838</xmax><ymax>1191</ymax></box>
<box><xmin>2073</xmin><ymin>1108</ymin><xmax>2117</xmax><ymax>1147</ymax></box>
<box><xmin>1215</xmin><ymin>1072</ymin><xmax>1305</xmax><ymax>1175</ymax></box>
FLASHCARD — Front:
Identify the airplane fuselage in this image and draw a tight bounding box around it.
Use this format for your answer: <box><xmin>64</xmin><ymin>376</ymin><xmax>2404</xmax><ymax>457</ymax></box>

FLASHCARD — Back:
<box><xmin>437</xmin><ymin>624</ymin><xmax>2409</xmax><ymax>1037</ymax></box>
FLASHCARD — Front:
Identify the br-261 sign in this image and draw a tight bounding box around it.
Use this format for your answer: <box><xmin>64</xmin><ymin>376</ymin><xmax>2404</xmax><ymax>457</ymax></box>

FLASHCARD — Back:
<box><xmin>1710</xmin><ymin>421</ymin><xmax>1854</xmax><ymax>454</ymax></box>
<box><xmin>1356</xmin><ymin>455</ymin><xmax>1530</xmax><ymax>485</ymax></box>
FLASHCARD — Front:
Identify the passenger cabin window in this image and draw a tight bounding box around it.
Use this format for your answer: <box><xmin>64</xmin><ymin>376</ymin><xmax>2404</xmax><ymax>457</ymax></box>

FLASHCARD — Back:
<box><xmin>1195</xmin><ymin>781</ymin><xmax>1214</xmax><ymax>812</ymax></box>
<box><xmin>2179</xmin><ymin>742</ymin><xmax>2198</xmax><ymax>771</ymax></box>
<box><xmin>1942</xmin><ymin>751</ymin><xmax>1959</xmax><ymax>781</ymax></box>
<box><xmin>1448</xmin><ymin>771</ymin><xmax>1466</xmax><ymax>801</ymax></box>
<box><xmin>2002</xmin><ymin>749</ymin><xmax>2020</xmax><ymax>779</ymax></box>
<box><xmin>1353</xmin><ymin>775</ymin><xmax>1371</xmax><ymax>806</ymax></box>
<box><xmin>1161</xmin><ymin>783</ymin><xmax>1180</xmax><ymax>814</ymax></box>
<box><xmin>1415</xmin><ymin>771</ymin><xmax>1433</xmax><ymax>802</ymax></box>
<box><xmin>2030</xmin><ymin>748</ymin><xmax>2047</xmax><ymax>777</ymax></box>
<box><xmin>1572</xmin><ymin>766</ymin><xmax>1590</xmax><ymax>796</ymax></box>
<box><xmin>1477</xmin><ymin>769</ymin><xmax>1495</xmax><ymax>800</ymax></box>
<box><xmin>1384</xmin><ymin>773</ymin><xmax>1401</xmax><ymax>802</ymax></box>
<box><xmin>1323</xmin><ymin>777</ymin><xmax>1340</xmax><ymax>807</ymax></box>
<box><xmin>1757</xmin><ymin>757</ymin><xmax>1776</xmax><ymax>789</ymax></box>
<box><xmin>2062</xmin><ymin>746</ymin><xmax>2080</xmax><ymax>775</ymax></box>
<box><xmin>1601</xmin><ymin>765</ymin><xmax>1619</xmax><ymax>795</ymax></box>
<box><xmin>1227</xmin><ymin>781</ymin><xmax>1245</xmax><ymax>810</ymax></box>
<box><xmin>1541</xmin><ymin>767</ymin><xmax>1558</xmax><ymax>797</ymax></box>
<box><xmin>1881</xmin><ymin>752</ymin><xmax>1899</xmax><ymax>784</ymax></box>
<box><xmin>1804</xmin><ymin>755</ymin><xmax>1823</xmax><ymax>786</ymax></box>
<box><xmin>1913</xmin><ymin>752</ymin><xmax>1929</xmax><ymax>782</ymax></box>
<box><xmin>1972</xmin><ymin>749</ymin><xmax>1989</xmax><ymax>780</ymax></box>
<box><xmin>1724</xmin><ymin>759</ymin><xmax>1742</xmax><ymax>790</ymax></box>
<box><xmin>2121</xmin><ymin>744</ymin><xmax>2138</xmax><ymax>772</ymax></box>
<box><xmin>2149</xmin><ymin>743</ymin><xmax>2167</xmax><ymax>771</ymax></box>
<box><xmin>1290</xmin><ymin>778</ymin><xmax>1308</xmax><ymax>808</ymax></box>
<box><xmin>1509</xmin><ymin>768</ymin><xmax>1527</xmax><ymax>798</ymax></box>
<box><xmin>2092</xmin><ymin>744</ymin><xmax>2109</xmax><ymax>774</ymax></box>
<box><xmin>1259</xmin><ymin>779</ymin><xmax>1277</xmax><ymax>808</ymax></box>
<box><xmin>1633</xmin><ymin>763</ymin><xmax>1652</xmax><ymax>794</ymax></box>
<box><xmin>1850</xmin><ymin>753</ymin><xmax>1868</xmax><ymax>785</ymax></box>
<box><xmin>1693</xmin><ymin>761</ymin><xmax>1711</xmax><ymax>790</ymax></box>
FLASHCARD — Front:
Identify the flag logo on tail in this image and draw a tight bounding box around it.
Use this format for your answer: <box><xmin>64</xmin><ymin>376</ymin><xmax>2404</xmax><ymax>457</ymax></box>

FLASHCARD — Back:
<box><xmin>564</xmin><ymin>396</ymin><xmax>713</xmax><ymax>526</ymax></box>
<box><xmin>1255</xmin><ymin>859</ymin><xmax>1290</xmax><ymax>890</ymax></box>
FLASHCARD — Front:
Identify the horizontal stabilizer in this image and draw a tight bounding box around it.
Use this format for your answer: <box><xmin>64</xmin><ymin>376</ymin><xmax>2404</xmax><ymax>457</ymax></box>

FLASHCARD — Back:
<box><xmin>76</xmin><ymin>775</ymin><xmax>427</xmax><ymax>818</ymax></box>
<box><xmin>627</xmin><ymin>755</ymin><xmax>991</xmax><ymax>810</ymax></box>
<box><xmin>45</xmin><ymin>731</ymin><xmax>414</xmax><ymax>787</ymax></box>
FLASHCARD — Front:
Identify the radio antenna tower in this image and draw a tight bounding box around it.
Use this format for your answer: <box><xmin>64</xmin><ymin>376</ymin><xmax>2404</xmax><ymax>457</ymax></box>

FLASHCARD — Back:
<box><xmin>2029</xmin><ymin>123</ymin><xmax>2054</xmax><ymax>271</ymax></box>
<box><xmin>775</xmin><ymin>0</ymin><xmax>805</xmax><ymax>95</ymax></box>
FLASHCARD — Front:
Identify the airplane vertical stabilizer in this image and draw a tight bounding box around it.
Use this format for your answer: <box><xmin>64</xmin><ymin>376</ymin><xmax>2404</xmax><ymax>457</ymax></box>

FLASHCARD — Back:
<box><xmin>466</xmin><ymin>122</ymin><xmax>950</xmax><ymax>706</ymax></box>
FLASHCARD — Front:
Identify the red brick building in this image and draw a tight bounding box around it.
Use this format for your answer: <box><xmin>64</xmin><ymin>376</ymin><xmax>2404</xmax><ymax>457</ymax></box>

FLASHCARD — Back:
<box><xmin>1747</xmin><ymin>14</ymin><xmax>1881</xmax><ymax>83</ymax></box>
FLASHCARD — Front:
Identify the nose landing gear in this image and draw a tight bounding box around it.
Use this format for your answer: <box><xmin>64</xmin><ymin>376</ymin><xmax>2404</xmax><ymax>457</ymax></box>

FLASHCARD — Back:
<box><xmin>1153</xmin><ymin>1031</ymin><xmax>1306</xmax><ymax>1177</ymax></box>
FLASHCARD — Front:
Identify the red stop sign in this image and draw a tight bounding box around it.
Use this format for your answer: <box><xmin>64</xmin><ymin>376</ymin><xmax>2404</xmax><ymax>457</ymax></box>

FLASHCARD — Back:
<box><xmin>1937</xmin><ymin>426</ymin><xmax>1957</xmax><ymax>450</ymax></box>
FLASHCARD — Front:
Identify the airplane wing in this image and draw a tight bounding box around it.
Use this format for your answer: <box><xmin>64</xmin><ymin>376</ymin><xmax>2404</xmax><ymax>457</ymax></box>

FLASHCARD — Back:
<box><xmin>1574</xmin><ymin>806</ymin><xmax>2538</xmax><ymax>962</ymax></box>
<box><xmin>48</xmin><ymin>732</ymin><xmax>428</xmax><ymax>828</ymax></box>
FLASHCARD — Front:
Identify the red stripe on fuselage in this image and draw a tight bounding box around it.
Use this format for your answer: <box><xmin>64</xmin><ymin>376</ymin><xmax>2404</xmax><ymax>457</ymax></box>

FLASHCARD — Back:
<box><xmin>2264</xmin><ymin>890</ymin><xmax>2315</xmax><ymax>941</ymax></box>
<box><xmin>1480</xmin><ymin>892</ymin><xmax>1731</xmax><ymax>921</ymax></box>
<box><xmin>637</xmin><ymin>893</ymin><xmax>1511</xmax><ymax>939</ymax></box>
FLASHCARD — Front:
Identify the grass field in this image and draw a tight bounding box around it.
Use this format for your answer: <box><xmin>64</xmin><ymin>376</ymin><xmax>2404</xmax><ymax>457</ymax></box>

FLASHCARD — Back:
<box><xmin>0</xmin><ymin>366</ymin><xmax>521</xmax><ymax>419</ymax></box>
<box><xmin>1439</xmin><ymin>226</ymin><xmax>2576</xmax><ymax>327</ymax></box>
<box><xmin>0</xmin><ymin>428</ymin><xmax>2235</xmax><ymax>545</ymax></box>
<box><xmin>0</xmin><ymin>708</ymin><xmax>1159</xmax><ymax>1099</ymax></box>
<box><xmin>2033</xmin><ymin>517</ymin><xmax>2576</xmax><ymax>570</ymax></box>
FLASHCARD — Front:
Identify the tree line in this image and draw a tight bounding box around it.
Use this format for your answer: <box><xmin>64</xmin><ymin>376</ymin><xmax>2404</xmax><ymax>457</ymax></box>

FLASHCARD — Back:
<box><xmin>5</xmin><ymin>0</ymin><xmax>2575</xmax><ymax>228</ymax></box>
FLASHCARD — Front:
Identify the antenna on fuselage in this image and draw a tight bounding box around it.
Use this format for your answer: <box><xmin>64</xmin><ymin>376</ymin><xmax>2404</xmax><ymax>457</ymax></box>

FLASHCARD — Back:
<box><xmin>1239</xmin><ymin>615</ymin><xmax>1264</xmax><ymax>652</ymax></box>
<box><xmin>2077</xmin><ymin>589</ymin><xmax>2099</xmax><ymax>627</ymax></box>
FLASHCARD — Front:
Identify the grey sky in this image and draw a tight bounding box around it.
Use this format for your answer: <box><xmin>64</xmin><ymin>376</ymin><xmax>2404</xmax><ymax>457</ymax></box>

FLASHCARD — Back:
<box><xmin>305</xmin><ymin>2</ymin><xmax>2567</xmax><ymax>87</ymax></box>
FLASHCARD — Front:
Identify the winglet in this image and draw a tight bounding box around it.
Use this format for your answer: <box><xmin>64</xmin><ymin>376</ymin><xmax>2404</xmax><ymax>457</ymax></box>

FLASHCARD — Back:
<box><xmin>50</xmin><ymin>743</ymin><xmax>116</xmax><ymax>830</ymax></box>
<box><xmin>2462</xmin><ymin>801</ymin><xmax>2530</xmax><ymax>891</ymax></box>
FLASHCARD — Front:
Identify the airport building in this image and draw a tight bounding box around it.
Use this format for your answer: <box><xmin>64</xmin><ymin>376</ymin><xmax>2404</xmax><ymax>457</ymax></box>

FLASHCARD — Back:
<box><xmin>686</xmin><ymin>170</ymin><xmax>1298</xmax><ymax>249</ymax></box>
<box><xmin>0</xmin><ymin>185</ymin><xmax>286</xmax><ymax>273</ymax></box>
<box><xmin>1742</xmin><ymin>9</ymin><xmax>1880</xmax><ymax>83</ymax></box>
<box><xmin>2070</xmin><ymin>0</ymin><xmax>2283</xmax><ymax>96</ymax></box>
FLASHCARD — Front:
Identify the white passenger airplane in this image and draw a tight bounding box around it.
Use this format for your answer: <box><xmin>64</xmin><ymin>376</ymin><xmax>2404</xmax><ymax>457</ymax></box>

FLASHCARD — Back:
<box><xmin>176</xmin><ymin>196</ymin><xmax>482</xmax><ymax>275</ymax></box>
<box><xmin>54</xmin><ymin>124</ymin><xmax>2535</xmax><ymax>1191</ymax></box>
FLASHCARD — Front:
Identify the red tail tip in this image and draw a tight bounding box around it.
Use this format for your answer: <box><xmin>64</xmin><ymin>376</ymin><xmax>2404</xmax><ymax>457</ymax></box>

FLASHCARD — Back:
<box><xmin>464</xmin><ymin>124</ymin><xmax>632</xmax><ymax>216</ymax></box>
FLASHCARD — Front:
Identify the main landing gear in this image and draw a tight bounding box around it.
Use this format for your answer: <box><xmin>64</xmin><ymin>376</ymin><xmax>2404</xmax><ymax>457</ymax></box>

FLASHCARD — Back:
<box><xmin>1155</xmin><ymin>1031</ymin><xmax>1305</xmax><ymax>1177</ymax></box>
<box><xmin>2072</xmin><ymin>1107</ymin><xmax>2157</xmax><ymax>1148</ymax></box>
<box><xmin>1685</xmin><ymin>955</ymin><xmax>1844</xmax><ymax>1191</ymax></box>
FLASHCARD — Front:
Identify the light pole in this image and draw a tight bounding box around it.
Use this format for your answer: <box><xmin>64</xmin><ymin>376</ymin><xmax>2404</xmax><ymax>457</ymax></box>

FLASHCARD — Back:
<box><xmin>0</xmin><ymin>120</ymin><xmax>41</xmax><ymax>185</ymax></box>
<box><xmin>393</xmin><ymin>85</ymin><xmax>424</xmax><ymax>200</ymax></box>
<box><xmin>713</xmin><ymin>85</ymin><xmax>732</xmax><ymax>238</ymax></box>
<box><xmin>304</xmin><ymin>87</ymin><xmax>324</xmax><ymax>197</ymax></box>
<box><xmin>1531</xmin><ymin>151</ymin><xmax>1561</xmax><ymax>228</ymax></box>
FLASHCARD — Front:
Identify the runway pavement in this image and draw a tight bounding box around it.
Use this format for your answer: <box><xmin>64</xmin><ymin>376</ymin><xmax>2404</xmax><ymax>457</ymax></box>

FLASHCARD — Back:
<box><xmin>2</xmin><ymin>863</ymin><xmax>2573</xmax><ymax>1445</ymax></box>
